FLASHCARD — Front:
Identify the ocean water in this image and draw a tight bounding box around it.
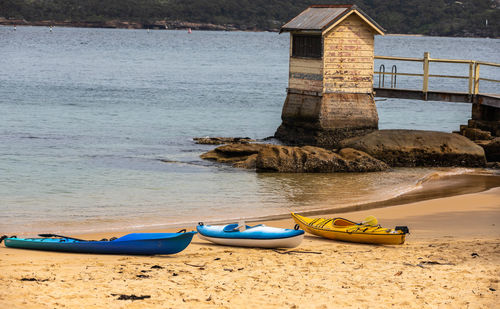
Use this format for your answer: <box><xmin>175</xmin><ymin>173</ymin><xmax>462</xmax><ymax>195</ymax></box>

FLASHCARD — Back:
<box><xmin>0</xmin><ymin>26</ymin><xmax>498</xmax><ymax>234</ymax></box>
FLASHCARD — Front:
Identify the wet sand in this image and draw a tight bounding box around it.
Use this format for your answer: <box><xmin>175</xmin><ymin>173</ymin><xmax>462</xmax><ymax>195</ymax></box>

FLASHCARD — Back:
<box><xmin>1</xmin><ymin>184</ymin><xmax>499</xmax><ymax>308</ymax></box>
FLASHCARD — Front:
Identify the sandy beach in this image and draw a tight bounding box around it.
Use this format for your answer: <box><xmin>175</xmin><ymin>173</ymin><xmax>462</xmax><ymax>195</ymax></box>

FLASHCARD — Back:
<box><xmin>1</xmin><ymin>186</ymin><xmax>499</xmax><ymax>308</ymax></box>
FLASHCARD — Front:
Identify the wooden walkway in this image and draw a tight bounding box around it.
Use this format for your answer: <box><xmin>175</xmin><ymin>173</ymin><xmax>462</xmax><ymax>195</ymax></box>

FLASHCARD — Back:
<box><xmin>373</xmin><ymin>53</ymin><xmax>500</xmax><ymax>109</ymax></box>
<box><xmin>374</xmin><ymin>88</ymin><xmax>500</xmax><ymax>108</ymax></box>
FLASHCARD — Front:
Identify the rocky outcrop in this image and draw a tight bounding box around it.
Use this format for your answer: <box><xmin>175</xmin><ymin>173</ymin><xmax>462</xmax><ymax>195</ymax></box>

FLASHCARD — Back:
<box><xmin>478</xmin><ymin>137</ymin><xmax>500</xmax><ymax>162</ymax></box>
<box><xmin>340</xmin><ymin>130</ymin><xmax>486</xmax><ymax>167</ymax></box>
<box><xmin>256</xmin><ymin>146</ymin><xmax>388</xmax><ymax>172</ymax></box>
<box><xmin>193</xmin><ymin>137</ymin><xmax>254</xmax><ymax>145</ymax></box>
<box><xmin>460</xmin><ymin>127</ymin><xmax>493</xmax><ymax>141</ymax></box>
<box><xmin>200</xmin><ymin>144</ymin><xmax>262</xmax><ymax>164</ymax></box>
<box><xmin>200</xmin><ymin>143</ymin><xmax>388</xmax><ymax>173</ymax></box>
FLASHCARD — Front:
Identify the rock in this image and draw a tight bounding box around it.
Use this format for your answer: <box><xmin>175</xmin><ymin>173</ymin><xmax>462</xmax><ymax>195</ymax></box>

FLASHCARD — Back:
<box><xmin>200</xmin><ymin>144</ymin><xmax>388</xmax><ymax>172</ymax></box>
<box><xmin>339</xmin><ymin>130</ymin><xmax>486</xmax><ymax>167</ymax></box>
<box><xmin>200</xmin><ymin>144</ymin><xmax>266</xmax><ymax>165</ymax></box>
<box><xmin>460</xmin><ymin>127</ymin><xmax>493</xmax><ymax>141</ymax></box>
<box><xmin>338</xmin><ymin>148</ymin><xmax>390</xmax><ymax>172</ymax></box>
<box><xmin>256</xmin><ymin>146</ymin><xmax>388</xmax><ymax>172</ymax></box>
<box><xmin>485</xmin><ymin>162</ymin><xmax>500</xmax><ymax>169</ymax></box>
<box><xmin>480</xmin><ymin>137</ymin><xmax>500</xmax><ymax>162</ymax></box>
<box><xmin>233</xmin><ymin>154</ymin><xmax>258</xmax><ymax>169</ymax></box>
<box><xmin>213</xmin><ymin>144</ymin><xmax>264</xmax><ymax>156</ymax></box>
<box><xmin>193</xmin><ymin>137</ymin><xmax>254</xmax><ymax>145</ymax></box>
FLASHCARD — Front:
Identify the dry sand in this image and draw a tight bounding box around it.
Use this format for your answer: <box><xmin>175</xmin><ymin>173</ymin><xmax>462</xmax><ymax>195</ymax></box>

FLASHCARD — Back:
<box><xmin>1</xmin><ymin>188</ymin><xmax>499</xmax><ymax>308</ymax></box>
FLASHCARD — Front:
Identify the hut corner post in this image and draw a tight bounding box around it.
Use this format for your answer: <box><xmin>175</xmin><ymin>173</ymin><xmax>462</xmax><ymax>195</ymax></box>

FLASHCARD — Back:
<box><xmin>275</xmin><ymin>10</ymin><xmax>380</xmax><ymax>148</ymax></box>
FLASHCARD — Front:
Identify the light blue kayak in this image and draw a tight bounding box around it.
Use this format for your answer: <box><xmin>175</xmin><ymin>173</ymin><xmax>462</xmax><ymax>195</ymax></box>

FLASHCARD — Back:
<box><xmin>1</xmin><ymin>232</ymin><xmax>196</xmax><ymax>255</ymax></box>
<box><xmin>197</xmin><ymin>222</ymin><xmax>304</xmax><ymax>248</ymax></box>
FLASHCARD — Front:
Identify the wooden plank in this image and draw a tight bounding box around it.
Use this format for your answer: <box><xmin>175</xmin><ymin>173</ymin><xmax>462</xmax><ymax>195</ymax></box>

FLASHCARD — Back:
<box><xmin>289</xmin><ymin>78</ymin><xmax>323</xmax><ymax>92</ymax></box>
<box><xmin>290</xmin><ymin>58</ymin><xmax>322</xmax><ymax>69</ymax></box>
<box><xmin>290</xmin><ymin>66</ymin><xmax>323</xmax><ymax>75</ymax></box>
<box><xmin>373</xmin><ymin>88</ymin><xmax>477</xmax><ymax>103</ymax></box>
<box><xmin>474</xmin><ymin>63</ymin><xmax>480</xmax><ymax>94</ymax></box>
<box><xmin>477</xmin><ymin>94</ymin><xmax>500</xmax><ymax>108</ymax></box>
<box><xmin>324</xmin><ymin>69</ymin><xmax>374</xmax><ymax>76</ymax></box>
<box><xmin>290</xmin><ymin>58</ymin><xmax>323</xmax><ymax>74</ymax></box>
<box><xmin>322</xmin><ymin>62</ymin><xmax>374</xmax><ymax>69</ymax></box>
<box><xmin>329</xmin><ymin>26</ymin><xmax>373</xmax><ymax>34</ymax></box>
<box><xmin>327</xmin><ymin>31</ymin><xmax>374</xmax><ymax>39</ymax></box>
<box><xmin>325</xmin><ymin>88</ymin><xmax>373</xmax><ymax>93</ymax></box>
<box><xmin>324</xmin><ymin>45</ymin><xmax>373</xmax><ymax>52</ymax></box>
<box><xmin>323</xmin><ymin>50</ymin><xmax>374</xmax><ymax>57</ymax></box>
<box><xmin>324</xmin><ymin>75</ymin><xmax>372</xmax><ymax>83</ymax></box>
<box><xmin>323</xmin><ymin>56</ymin><xmax>373</xmax><ymax>63</ymax></box>
<box><xmin>326</xmin><ymin>29</ymin><xmax>373</xmax><ymax>37</ymax></box>
<box><xmin>325</xmin><ymin>43</ymin><xmax>373</xmax><ymax>49</ymax></box>
<box><xmin>323</xmin><ymin>38</ymin><xmax>373</xmax><ymax>45</ymax></box>
<box><xmin>324</xmin><ymin>81</ymin><xmax>373</xmax><ymax>89</ymax></box>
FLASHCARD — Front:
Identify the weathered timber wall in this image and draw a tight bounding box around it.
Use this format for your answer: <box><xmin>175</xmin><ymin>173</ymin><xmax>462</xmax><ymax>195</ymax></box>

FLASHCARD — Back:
<box><xmin>323</xmin><ymin>14</ymin><xmax>374</xmax><ymax>94</ymax></box>
<box><xmin>289</xmin><ymin>57</ymin><xmax>323</xmax><ymax>93</ymax></box>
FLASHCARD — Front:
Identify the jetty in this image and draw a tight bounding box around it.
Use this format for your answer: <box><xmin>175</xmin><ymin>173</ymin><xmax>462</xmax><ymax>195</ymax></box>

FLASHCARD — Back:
<box><xmin>275</xmin><ymin>5</ymin><xmax>499</xmax><ymax>147</ymax></box>
<box><xmin>374</xmin><ymin>53</ymin><xmax>500</xmax><ymax>136</ymax></box>
<box><xmin>374</xmin><ymin>54</ymin><xmax>499</xmax><ymax>106</ymax></box>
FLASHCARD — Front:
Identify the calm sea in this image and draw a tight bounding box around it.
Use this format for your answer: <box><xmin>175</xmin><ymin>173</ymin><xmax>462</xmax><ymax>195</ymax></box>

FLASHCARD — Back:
<box><xmin>0</xmin><ymin>26</ymin><xmax>499</xmax><ymax>234</ymax></box>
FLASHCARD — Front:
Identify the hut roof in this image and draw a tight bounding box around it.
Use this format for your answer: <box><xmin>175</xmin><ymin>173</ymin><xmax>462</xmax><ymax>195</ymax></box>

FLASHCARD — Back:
<box><xmin>280</xmin><ymin>5</ymin><xmax>385</xmax><ymax>35</ymax></box>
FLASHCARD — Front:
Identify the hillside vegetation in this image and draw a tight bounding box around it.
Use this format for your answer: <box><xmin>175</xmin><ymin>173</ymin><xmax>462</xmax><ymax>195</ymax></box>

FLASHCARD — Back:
<box><xmin>1</xmin><ymin>0</ymin><xmax>499</xmax><ymax>37</ymax></box>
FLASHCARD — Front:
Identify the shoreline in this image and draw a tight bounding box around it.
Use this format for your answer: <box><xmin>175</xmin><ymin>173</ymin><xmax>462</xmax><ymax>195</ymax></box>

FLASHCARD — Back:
<box><xmin>1</xmin><ymin>188</ymin><xmax>498</xmax><ymax>308</ymax></box>
<box><xmin>73</xmin><ymin>170</ymin><xmax>500</xmax><ymax>237</ymax></box>
<box><xmin>237</xmin><ymin>172</ymin><xmax>500</xmax><ymax>225</ymax></box>
<box><xmin>75</xmin><ymin>185</ymin><xmax>500</xmax><ymax>242</ymax></box>
<box><xmin>2</xmin><ymin>169</ymin><xmax>499</xmax><ymax>237</ymax></box>
<box><xmin>2</xmin><ymin>24</ymin><xmax>498</xmax><ymax>39</ymax></box>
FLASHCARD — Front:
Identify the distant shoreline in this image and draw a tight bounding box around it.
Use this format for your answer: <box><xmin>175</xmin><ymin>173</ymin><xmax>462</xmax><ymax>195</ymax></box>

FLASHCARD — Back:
<box><xmin>0</xmin><ymin>18</ymin><xmax>278</xmax><ymax>32</ymax></box>
<box><xmin>2</xmin><ymin>21</ymin><xmax>499</xmax><ymax>38</ymax></box>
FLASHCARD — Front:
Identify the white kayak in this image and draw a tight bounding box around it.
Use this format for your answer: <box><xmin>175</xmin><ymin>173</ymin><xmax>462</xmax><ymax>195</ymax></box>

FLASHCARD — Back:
<box><xmin>196</xmin><ymin>222</ymin><xmax>304</xmax><ymax>248</ymax></box>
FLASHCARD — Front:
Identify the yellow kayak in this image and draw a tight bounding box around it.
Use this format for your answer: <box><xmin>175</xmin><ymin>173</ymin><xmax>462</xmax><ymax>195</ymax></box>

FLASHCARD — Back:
<box><xmin>291</xmin><ymin>213</ymin><xmax>408</xmax><ymax>245</ymax></box>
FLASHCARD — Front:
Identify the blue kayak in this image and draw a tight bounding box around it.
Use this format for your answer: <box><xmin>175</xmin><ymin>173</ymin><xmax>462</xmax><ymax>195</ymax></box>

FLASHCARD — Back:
<box><xmin>2</xmin><ymin>232</ymin><xmax>196</xmax><ymax>255</ymax></box>
<box><xmin>197</xmin><ymin>223</ymin><xmax>304</xmax><ymax>248</ymax></box>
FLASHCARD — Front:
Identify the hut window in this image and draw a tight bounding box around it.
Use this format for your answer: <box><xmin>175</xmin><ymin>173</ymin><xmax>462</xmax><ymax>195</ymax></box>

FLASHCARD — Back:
<box><xmin>292</xmin><ymin>35</ymin><xmax>322</xmax><ymax>58</ymax></box>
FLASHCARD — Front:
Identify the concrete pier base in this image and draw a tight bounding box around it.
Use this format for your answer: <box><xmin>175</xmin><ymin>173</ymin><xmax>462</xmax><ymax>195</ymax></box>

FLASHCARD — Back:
<box><xmin>275</xmin><ymin>90</ymin><xmax>379</xmax><ymax>148</ymax></box>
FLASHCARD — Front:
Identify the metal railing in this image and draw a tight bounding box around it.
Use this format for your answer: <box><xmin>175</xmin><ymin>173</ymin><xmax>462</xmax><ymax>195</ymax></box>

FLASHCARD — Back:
<box><xmin>374</xmin><ymin>52</ymin><xmax>500</xmax><ymax>100</ymax></box>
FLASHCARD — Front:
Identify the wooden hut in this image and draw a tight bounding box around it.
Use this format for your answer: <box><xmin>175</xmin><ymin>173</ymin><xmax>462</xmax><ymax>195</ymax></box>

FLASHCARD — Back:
<box><xmin>275</xmin><ymin>4</ymin><xmax>385</xmax><ymax>147</ymax></box>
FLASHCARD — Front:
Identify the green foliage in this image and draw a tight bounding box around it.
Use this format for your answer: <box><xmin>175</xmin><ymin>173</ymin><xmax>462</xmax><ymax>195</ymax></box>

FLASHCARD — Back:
<box><xmin>0</xmin><ymin>0</ymin><xmax>498</xmax><ymax>37</ymax></box>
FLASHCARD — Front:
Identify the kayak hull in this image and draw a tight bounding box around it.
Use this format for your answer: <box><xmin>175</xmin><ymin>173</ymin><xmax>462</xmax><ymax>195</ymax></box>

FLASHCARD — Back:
<box><xmin>291</xmin><ymin>213</ymin><xmax>406</xmax><ymax>245</ymax></box>
<box><xmin>3</xmin><ymin>232</ymin><xmax>196</xmax><ymax>255</ymax></box>
<box><xmin>198</xmin><ymin>233</ymin><xmax>304</xmax><ymax>248</ymax></box>
<box><xmin>197</xmin><ymin>224</ymin><xmax>304</xmax><ymax>248</ymax></box>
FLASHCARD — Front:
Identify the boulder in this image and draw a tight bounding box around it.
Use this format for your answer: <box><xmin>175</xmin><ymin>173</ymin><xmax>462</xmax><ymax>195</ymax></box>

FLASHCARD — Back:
<box><xmin>233</xmin><ymin>154</ymin><xmax>258</xmax><ymax>169</ymax></box>
<box><xmin>479</xmin><ymin>137</ymin><xmax>500</xmax><ymax>162</ymax></box>
<box><xmin>199</xmin><ymin>143</ymin><xmax>388</xmax><ymax>172</ymax></box>
<box><xmin>200</xmin><ymin>144</ymin><xmax>266</xmax><ymax>164</ymax></box>
<box><xmin>193</xmin><ymin>137</ymin><xmax>254</xmax><ymax>145</ymax></box>
<box><xmin>256</xmin><ymin>146</ymin><xmax>388</xmax><ymax>173</ymax></box>
<box><xmin>460</xmin><ymin>127</ymin><xmax>493</xmax><ymax>141</ymax></box>
<box><xmin>340</xmin><ymin>130</ymin><xmax>486</xmax><ymax>167</ymax></box>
